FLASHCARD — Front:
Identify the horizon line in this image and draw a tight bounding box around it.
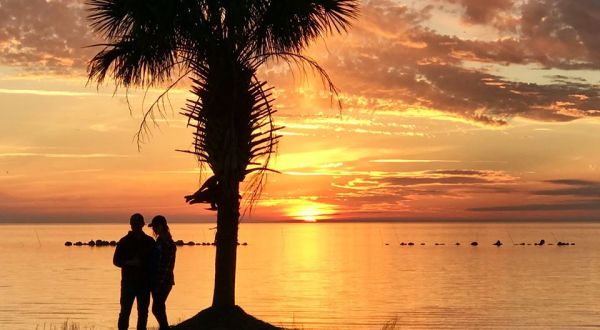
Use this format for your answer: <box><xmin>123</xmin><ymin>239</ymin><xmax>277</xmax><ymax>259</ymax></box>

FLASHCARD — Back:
<box><xmin>2</xmin><ymin>218</ymin><xmax>600</xmax><ymax>224</ymax></box>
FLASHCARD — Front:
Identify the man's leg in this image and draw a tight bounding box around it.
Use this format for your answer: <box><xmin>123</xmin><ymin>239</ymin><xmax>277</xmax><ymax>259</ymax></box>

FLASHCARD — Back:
<box><xmin>151</xmin><ymin>285</ymin><xmax>172</xmax><ymax>330</ymax></box>
<box><xmin>118</xmin><ymin>284</ymin><xmax>135</xmax><ymax>330</ymax></box>
<box><xmin>135</xmin><ymin>287</ymin><xmax>150</xmax><ymax>330</ymax></box>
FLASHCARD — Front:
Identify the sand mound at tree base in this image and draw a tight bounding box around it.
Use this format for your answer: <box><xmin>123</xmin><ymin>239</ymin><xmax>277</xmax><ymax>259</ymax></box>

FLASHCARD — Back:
<box><xmin>171</xmin><ymin>305</ymin><xmax>282</xmax><ymax>330</ymax></box>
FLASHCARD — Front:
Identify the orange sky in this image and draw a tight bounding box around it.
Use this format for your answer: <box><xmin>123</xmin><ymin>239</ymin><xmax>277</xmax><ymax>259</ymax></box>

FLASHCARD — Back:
<box><xmin>0</xmin><ymin>0</ymin><xmax>599</xmax><ymax>223</ymax></box>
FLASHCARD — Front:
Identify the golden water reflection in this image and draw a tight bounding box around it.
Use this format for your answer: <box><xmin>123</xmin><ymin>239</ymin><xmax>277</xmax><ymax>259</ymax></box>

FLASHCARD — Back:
<box><xmin>1</xmin><ymin>223</ymin><xmax>600</xmax><ymax>329</ymax></box>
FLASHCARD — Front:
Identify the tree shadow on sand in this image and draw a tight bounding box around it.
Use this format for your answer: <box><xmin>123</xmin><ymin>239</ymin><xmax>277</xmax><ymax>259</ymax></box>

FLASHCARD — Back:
<box><xmin>171</xmin><ymin>306</ymin><xmax>282</xmax><ymax>330</ymax></box>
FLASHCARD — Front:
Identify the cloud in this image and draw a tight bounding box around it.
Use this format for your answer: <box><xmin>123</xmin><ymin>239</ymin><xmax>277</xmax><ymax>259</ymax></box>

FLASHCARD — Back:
<box><xmin>330</xmin><ymin>168</ymin><xmax>514</xmax><ymax>197</ymax></box>
<box><xmin>0</xmin><ymin>0</ymin><xmax>598</xmax><ymax>126</ymax></box>
<box><xmin>308</xmin><ymin>0</ymin><xmax>600</xmax><ymax>125</ymax></box>
<box><xmin>0</xmin><ymin>0</ymin><xmax>98</xmax><ymax>74</ymax></box>
<box><xmin>315</xmin><ymin>166</ymin><xmax>520</xmax><ymax>213</ymax></box>
<box><xmin>470</xmin><ymin>201</ymin><xmax>600</xmax><ymax>212</ymax></box>
<box><xmin>381</xmin><ymin>176</ymin><xmax>489</xmax><ymax>186</ymax></box>
<box><xmin>0</xmin><ymin>88</ymin><xmax>97</xmax><ymax>96</ymax></box>
<box><xmin>427</xmin><ymin>169</ymin><xmax>491</xmax><ymax>176</ymax></box>
<box><xmin>276</xmin><ymin>115</ymin><xmax>425</xmax><ymax>137</ymax></box>
<box><xmin>519</xmin><ymin>0</ymin><xmax>600</xmax><ymax>69</ymax></box>
<box><xmin>533</xmin><ymin>179</ymin><xmax>600</xmax><ymax>197</ymax></box>
<box><xmin>437</xmin><ymin>0</ymin><xmax>600</xmax><ymax>68</ymax></box>
<box><xmin>441</xmin><ymin>0</ymin><xmax>515</xmax><ymax>25</ymax></box>
<box><xmin>369</xmin><ymin>159</ymin><xmax>459</xmax><ymax>163</ymax></box>
<box><xmin>0</xmin><ymin>152</ymin><xmax>132</xmax><ymax>158</ymax></box>
<box><xmin>469</xmin><ymin>179</ymin><xmax>600</xmax><ymax>212</ymax></box>
<box><xmin>545</xmin><ymin>179</ymin><xmax>598</xmax><ymax>186</ymax></box>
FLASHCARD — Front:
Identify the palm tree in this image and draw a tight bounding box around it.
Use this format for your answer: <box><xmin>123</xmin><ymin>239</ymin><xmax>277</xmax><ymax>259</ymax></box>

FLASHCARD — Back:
<box><xmin>87</xmin><ymin>0</ymin><xmax>358</xmax><ymax>311</ymax></box>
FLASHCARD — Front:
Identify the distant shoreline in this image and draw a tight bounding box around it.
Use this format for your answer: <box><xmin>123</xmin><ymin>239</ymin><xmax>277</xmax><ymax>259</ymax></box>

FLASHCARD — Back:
<box><xmin>2</xmin><ymin>218</ymin><xmax>600</xmax><ymax>224</ymax></box>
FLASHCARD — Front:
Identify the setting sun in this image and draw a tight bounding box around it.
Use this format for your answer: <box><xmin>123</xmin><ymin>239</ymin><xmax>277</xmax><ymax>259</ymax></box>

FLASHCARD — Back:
<box><xmin>297</xmin><ymin>206</ymin><xmax>321</xmax><ymax>222</ymax></box>
<box><xmin>296</xmin><ymin>206</ymin><xmax>325</xmax><ymax>222</ymax></box>
<box><xmin>284</xmin><ymin>200</ymin><xmax>336</xmax><ymax>222</ymax></box>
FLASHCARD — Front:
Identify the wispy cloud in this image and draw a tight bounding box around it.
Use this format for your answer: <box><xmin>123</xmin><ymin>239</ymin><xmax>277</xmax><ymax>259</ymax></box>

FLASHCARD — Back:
<box><xmin>56</xmin><ymin>169</ymin><xmax>104</xmax><ymax>174</ymax></box>
<box><xmin>0</xmin><ymin>153</ymin><xmax>133</xmax><ymax>158</ymax></box>
<box><xmin>370</xmin><ymin>159</ymin><xmax>460</xmax><ymax>163</ymax></box>
<box><xmin>283</xmin><ymin>171</ymin><xmax>339</xmax><ymax>176</ymax></box>
<box><xmin>470</xmin><ymin>201</ymin><xmax>600</xmax><ymax>212</ymax></box>
<box><xmin>276</xmin><ymin>115</ymin><xmax>425</xmax><ymax>136</ymax></box>
<box><xmin>329</xmin><ymin>169</ymin><xmax>516</xmax><ymax>202</ymax></box>
<box><xmin>469</xmin><ymin>179</ymin><xmax>600</xmax><ymax>212</ymax></box>
<box><xmin>0</xmin><ymin>88</ymin><xmax>97</xmax><ymax>96</ymax></box>
<box><xmin>533</xmin><ymin>179</ymin><xmax>600</xmax><ymax>197</ymax></box>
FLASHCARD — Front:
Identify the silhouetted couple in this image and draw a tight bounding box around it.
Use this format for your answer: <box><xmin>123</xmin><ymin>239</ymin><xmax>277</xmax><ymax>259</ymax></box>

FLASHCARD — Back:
<box><xmin>114</xmin><ymin>214</ymin><xmax>177</xmax><ymax>330</ymax></box>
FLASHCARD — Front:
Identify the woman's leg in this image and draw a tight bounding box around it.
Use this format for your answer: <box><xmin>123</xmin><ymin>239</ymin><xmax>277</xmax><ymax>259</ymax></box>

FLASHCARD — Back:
<box><xmin>152</xmin><ymin>285</ymin><xmax>172</xmax><ymax>330</ymax></box>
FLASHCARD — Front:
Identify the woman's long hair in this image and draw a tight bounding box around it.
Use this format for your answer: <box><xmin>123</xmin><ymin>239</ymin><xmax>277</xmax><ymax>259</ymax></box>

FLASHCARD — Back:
<box><xmin>151</xmin><ymin>215</ymin><xmax>172</xmax><ymax>239</ymax></box>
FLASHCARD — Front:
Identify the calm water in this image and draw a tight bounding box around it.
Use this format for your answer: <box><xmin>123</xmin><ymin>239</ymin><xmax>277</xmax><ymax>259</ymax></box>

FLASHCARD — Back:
<box><xmin>0</xmin><ymin>222</ymin><xmax>599</xmax><ymax>329</ymax></box>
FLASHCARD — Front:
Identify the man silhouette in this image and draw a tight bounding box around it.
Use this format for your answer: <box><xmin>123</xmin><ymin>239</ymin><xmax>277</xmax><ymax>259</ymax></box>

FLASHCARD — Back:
<box><xmin>114</xmin><ymin>213</ymin><xmax>156</xmax><ymax>330</ymax></box>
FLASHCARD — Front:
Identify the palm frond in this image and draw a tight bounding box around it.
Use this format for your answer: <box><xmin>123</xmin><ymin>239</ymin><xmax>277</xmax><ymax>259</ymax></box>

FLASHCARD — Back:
<box><xmin>252</xmin><ymin>0</ymin><xmax>359</xmax><ymax>55</ymax></box>
<box><xmin>255</xmin><ymin>52</ymin><xmax>342</xmax><ymax>109</ymax></box>
<box><xmin>87</xmin><ymin>0</ymin><xmax>189</xmax><ymax>87</ymax></box>
<box><xmin>242</xmin><ymin>77</ymin><xmax>283</xmax><ymax>211</ymax></box>
<box><xmin>87</xmin><ymin>0</ymin><xmax>135</xmax><ymax>40</ymax></box>
<box><xmin>88</xmin><ymin>38</ymin><xmax>179</xmax><ymax>87</ymax></box>
<box><xmin>133</xmin><ymin>69</ymin><xmax>192</xmax><ymax>149</ymax></box>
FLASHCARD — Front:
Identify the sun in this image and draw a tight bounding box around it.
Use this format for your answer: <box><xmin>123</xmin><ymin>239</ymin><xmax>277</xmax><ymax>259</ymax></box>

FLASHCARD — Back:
<box><xmin>283</xmin><ymin>199</ymin><xmax>336</xmax><ymax>222</ymax></box>
<box><xmin>294</xmin><ymin>204</ymin><xmax>332</xmax><ymax>222</ymax></box>
<box><xmin>297</xmin><ymin>207</ymin><xmax>320</xmax><ymax>222</ymax></box>
<box><xmin>301</xmin><ymin>215</ymin><xmax>317</xmax><ymax>222</ymax></box>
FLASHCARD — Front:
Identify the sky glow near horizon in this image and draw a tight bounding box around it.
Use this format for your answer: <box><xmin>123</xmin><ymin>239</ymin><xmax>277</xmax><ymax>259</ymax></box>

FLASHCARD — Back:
<box><xmin>0</xmin><ymin>0</ymin><xmax>599</xmax><ymax>222</ymax></box>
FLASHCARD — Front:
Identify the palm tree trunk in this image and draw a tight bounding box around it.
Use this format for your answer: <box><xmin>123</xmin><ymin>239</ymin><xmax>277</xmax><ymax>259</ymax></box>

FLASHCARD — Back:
<box><xmin>212</xmin><ymin>178</ymin><xmax>240</xmax><ymax>307</ymax></box>
<box><xmin>201</xmin><ymin>54</ymin><xmax>251</xmax><ymax>308</ymax></box>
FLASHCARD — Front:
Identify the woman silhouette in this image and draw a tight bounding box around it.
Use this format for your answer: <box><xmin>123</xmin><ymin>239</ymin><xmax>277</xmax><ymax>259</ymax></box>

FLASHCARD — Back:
<box><xmin>148</xmin><ymin>215</ymin><xmax>177</xmax><ymax>330</ymax></box>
